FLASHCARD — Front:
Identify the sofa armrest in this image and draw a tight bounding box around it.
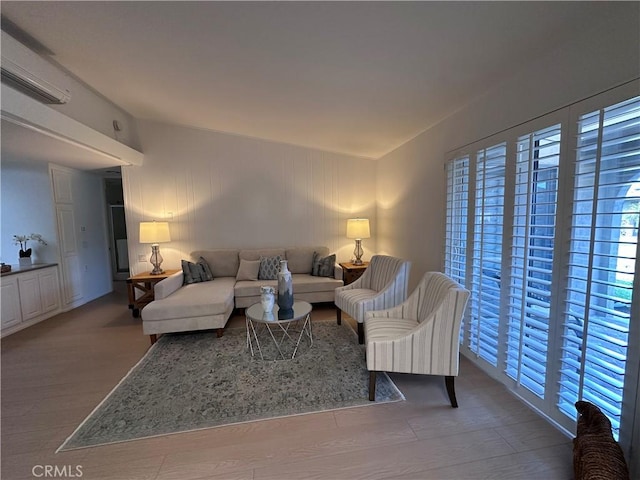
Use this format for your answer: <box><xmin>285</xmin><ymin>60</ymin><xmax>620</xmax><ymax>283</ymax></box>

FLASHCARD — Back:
<box><xmin>334</xmin><ymin>264</ymin><xmax>343</xmax><ymax>281</ymax></box>
<box><xmin>154</xmin><ymin>271</ymin><xmax>183</xmax><ymax>299</ymax></box>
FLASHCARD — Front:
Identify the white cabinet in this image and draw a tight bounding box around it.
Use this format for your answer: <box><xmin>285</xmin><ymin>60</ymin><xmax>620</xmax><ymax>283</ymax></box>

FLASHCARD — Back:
<box><xmin>1</xmin><ymin>276</ymin><xmax>22</xmax><ymax>330</ymax></box>
<box><xmin>19</xmin><ymin>272</ymin><xmax>43</xmax><ymax>320</ymax></box>
<box><xmin>39</xmin><ymin>268</ymin><xmax>60</xmax><ymax>314</ymax></box>
<box><xmin>1</xmin><ymin>265</ymin><xmax>61</xmax><ymax>337</ymax></box>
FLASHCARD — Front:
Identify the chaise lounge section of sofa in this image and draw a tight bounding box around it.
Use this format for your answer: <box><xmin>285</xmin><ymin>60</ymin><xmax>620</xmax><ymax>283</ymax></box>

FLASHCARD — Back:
<box><xmin>141</xmin><ymin>246</ymin><xmax>343</xmax><ymax>344</ymax></box>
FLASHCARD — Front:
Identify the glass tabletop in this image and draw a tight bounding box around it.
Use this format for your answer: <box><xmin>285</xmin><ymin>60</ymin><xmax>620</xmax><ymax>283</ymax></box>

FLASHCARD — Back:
<box><xmin>246</xmin><ymin>300</ymin><xmax>312</xmax><ymax>324</ymax></box>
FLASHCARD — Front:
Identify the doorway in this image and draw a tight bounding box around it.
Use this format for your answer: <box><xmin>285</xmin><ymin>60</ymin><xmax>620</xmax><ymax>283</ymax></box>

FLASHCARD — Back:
<box><xmin>104</xmin><ymin>174</ymin><xmax>129</xmax><ymax>281</ymax></box>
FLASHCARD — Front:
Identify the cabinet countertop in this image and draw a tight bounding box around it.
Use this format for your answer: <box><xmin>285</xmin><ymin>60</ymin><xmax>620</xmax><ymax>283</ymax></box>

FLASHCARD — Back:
<box><xmin>1</xmin><ymin>263</ymin><xmax>58</xmax><ymax>277</ymax></box>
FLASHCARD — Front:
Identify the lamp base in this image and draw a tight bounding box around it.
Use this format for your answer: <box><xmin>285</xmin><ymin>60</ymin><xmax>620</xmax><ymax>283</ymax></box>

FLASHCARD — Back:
<box><xmin>149</xmin><ymin>244</ymin><xmax>164</xmax><ymax>275</ymax></box>
<box><xmin>353</xmin><ymin>239</ymin><xmax>364</xmax><ymax>266</ymax></box>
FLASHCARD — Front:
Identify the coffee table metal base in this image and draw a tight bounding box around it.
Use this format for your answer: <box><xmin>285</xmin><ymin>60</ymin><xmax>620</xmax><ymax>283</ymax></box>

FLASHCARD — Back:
<box><xmin>245</xmin><ymin>301</ymin><xmax>313</xmax><ymax>360</ymax></box>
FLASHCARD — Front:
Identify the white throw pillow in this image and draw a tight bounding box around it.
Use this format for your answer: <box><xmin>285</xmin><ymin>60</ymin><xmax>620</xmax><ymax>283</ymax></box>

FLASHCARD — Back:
<box><xmin>236</xmin><ymin>259</ymin><xmax>260</xmax><ymax>281</ymax></box>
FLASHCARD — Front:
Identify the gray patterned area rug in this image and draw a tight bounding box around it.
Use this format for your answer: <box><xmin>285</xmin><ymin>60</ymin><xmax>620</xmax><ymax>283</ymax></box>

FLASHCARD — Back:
<box><xmin>59</xmin><ymin>320</ymin><xmax>403</xmax><ymax>451</ymax></box>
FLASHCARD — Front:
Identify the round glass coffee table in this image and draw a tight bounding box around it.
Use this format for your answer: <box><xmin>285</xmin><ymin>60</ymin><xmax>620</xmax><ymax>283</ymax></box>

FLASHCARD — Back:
<box><xmin>245</xmin><ymin>301</ymin><xmax>313</xmax><ymax>360</ymax></box>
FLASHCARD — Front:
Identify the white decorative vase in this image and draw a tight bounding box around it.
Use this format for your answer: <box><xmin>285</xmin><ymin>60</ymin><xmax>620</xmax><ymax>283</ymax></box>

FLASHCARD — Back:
<box><xmin>19</xmin><ymin>256</ymin><xmax>32</xmax><ymax>267</ymax></box>
<box><xmin>260</xmin><ymin>286</ymin><xmax>275</xmax><ymax>312</ymax></box>
<box><xmin>277</xmin><ymin>260</ymin><xmax>294</xmax><ymax>312</ymax></box>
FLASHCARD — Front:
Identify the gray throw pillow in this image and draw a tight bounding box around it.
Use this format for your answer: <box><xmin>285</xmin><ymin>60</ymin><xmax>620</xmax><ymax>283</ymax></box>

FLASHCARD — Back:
<box><xmin>311</xmin><ymin>252</ymin><xmax>336</xmax><ymax>277</ymax></box>
<box><xmin>258</xmin><ymin>255</ymin><xmax>282</xmax><ymax>280</ymax></box>
<box><xmin>182</xmin><ymin>258</ymin><xmax>214</xmax><ymax>284</ymax></box>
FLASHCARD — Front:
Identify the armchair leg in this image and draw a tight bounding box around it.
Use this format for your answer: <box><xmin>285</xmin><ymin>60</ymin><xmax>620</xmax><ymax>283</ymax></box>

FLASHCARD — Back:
<box><xmin>357</xmin><ymin>322</ymin><xmax>364</xmax><ymax>344</ymax></box>
<box><xmin>369</xmin><ymin>371</ymin><xmax>376</xmax><ymax>401</ymax></box>
<box><xmin>149</xmin><ymin>334</ymin><xmax>157</xmax><ymax>345</ymax></box>
<box><xmin>216</xmin><ymin>328</ymin><xmax>224</xmax><ymax>338</ymax></box>
<box><xmin>337</xmin><ymin>307</ymin><xmax>342</xmax><ymax>325</ymax></box>
<box><xmin>445</xmin><ymin>376</ymin><xmax>458</xmax><ymax>408</ymax></box>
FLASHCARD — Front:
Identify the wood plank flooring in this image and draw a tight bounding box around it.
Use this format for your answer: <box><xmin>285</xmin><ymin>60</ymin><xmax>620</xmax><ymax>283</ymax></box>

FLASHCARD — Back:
<box><xmin>1</xmin><ymin>282</ymin><xmax>574</xmax><ymax>479</ymax></box>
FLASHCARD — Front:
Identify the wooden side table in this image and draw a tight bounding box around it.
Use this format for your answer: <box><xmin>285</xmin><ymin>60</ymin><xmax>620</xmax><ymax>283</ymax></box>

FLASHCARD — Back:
<box><xmin>126</xmin><ymin>269</ymin><xmax>179</xmax><ymax>318</ymax></box>
<box><xmin>339</xmin><ymin>261</ymin><xmax>370</xmax><ymax>285</ymax></box>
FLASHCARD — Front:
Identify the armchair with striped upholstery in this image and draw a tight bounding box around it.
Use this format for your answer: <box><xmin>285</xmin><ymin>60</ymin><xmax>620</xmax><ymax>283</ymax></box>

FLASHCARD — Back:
<box><xmin>335</xmin><ymin>255</ymin><xmax>411</xmax><ymax>344</ymax></box>
<box><xmin>365</xmin><ymin>271</ymin><xmax>470</xmax><ymax>405</ymax></box>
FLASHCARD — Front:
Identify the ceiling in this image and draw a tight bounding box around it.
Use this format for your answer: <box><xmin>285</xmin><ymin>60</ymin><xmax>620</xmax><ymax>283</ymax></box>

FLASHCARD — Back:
<box><xmin>0</xmin><ymin>1</ymin><xmax>628</xmax><ymax>160</ymax></box>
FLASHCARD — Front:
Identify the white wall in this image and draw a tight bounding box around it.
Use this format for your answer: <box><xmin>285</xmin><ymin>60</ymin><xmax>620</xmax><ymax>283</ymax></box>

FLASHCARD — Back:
<box><xmin>0</xmin><ymin>160</ymin><xmax>113</xmax><ymax>305</ymax></box>
<box><xmin>47</xmin><ymin>60</ymin><xmax>141</xmax><ymax>151</ymax></box>
<box><xmin>1</xmin><ymin>160</ymin><xmax>58</xmax><ymax>265</ymax></box>
<box><xmin>376</xmin><ymin>5</ymin><xmax>640</xmax><ymax>289</ymax></box>
<box><xmin>122</xmin><ymin>121</ymin><xmax>376</xmax><ymax>275</ymax></box>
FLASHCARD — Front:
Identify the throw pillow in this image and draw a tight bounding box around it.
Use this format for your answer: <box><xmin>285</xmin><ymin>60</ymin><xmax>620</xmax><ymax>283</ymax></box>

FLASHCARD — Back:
<box><xmin>236</xmin><ymin>259</ymin><xmax>260</xmax><ymax>281</ymax></box>
<box><xmin>311</xmin><ymin>252</ymin><xmax>336</xmax><ymax>277</ymax></box>
<box><xmin>258</xmin><ymin>255</ymin><xmax>282</xmax><ymax>280</ymax></box>
<box><xmin>198</xmin><ymin>256</ymin><xmax>214</xmax><ymax>281</ymax></box>
<box><xmin>182</xmin><ymin>258</ymin><xmax>214</xmax><ymax>285</ymax></box>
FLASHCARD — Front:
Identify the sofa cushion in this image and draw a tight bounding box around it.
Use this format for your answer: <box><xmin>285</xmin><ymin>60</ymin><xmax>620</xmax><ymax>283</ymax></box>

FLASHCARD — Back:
<box><xmin>191</xmin><ymin>250</ymin><xmax>239</xmax><ymax>278</ymax></box>
<box><xmin>234</xmin><ymin>274</ymin><xmax>342</xmax><ymax>299</ymax></box>
<box><xmin>143</xmin><ymin>277</ymin><xmax>235</xmax><ymax>321</ymax></box>
<box><xmin>236</xmin><ymin>259</ymin><xmax>260</xmax><ymax>281</ymax></box>
<box><xmin>258</xmin><ymin>255</ymin><xmax>282</xmax><ymax>280</ymax></box>
<box><xmin>239</xmin><ymin>248</ymin><xmax>286</xmax><ymax>262</ymax></box>
<box><xmin>311</xmin><ymin>252</ymin><xmax>336</xmax><ymax>277</ymax></box>
<box><xmin>235</xmin><ymin>279</ymin><xmax>278</xmax><ymax>298</ymax></box>
<box><xmin>286</xmin><ymin>247</ymin><xmax>328</xmax><ymax>274</ymax></box>
<box><xmin>290</xmin><ymin>274</ymin><xmax>343</xmax><ymax>293</ymax></box>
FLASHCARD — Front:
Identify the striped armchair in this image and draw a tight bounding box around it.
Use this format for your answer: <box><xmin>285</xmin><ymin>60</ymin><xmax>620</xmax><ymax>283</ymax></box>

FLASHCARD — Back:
<box><xmin>335</xmin><ymin>255</ymin><xmax>411</xmax><ymax>344</ymax></box>
<box><xmin>365</xmin><ymin>272</ymin><xmax>470</xmax><ymax>405</ymax></box>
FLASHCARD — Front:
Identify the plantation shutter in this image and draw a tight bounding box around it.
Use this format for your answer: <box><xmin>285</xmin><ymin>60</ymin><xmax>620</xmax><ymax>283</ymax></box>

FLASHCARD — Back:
<box><xmin>445</xmin><ymin>156</ymin><xmax>469</xmax><ymax>287</ymax></box>
<box><xmin>445</xmin><ymin>156</ymin><xmax>470</xmax><ymax>343</ymax></box>
<box><xmin>558</xmin><ymin>96</ymin><xmax>640</xmax><ymax>437</ymax></box>
<box><xmin>469</xmin><ymin>143</ymin><xmax>506</xmax><ymax>366</ymax></box>
<box><xmin>505</xmin><ymin>125</ymin><xmax>562</xmax><ymax>398</ymax></box>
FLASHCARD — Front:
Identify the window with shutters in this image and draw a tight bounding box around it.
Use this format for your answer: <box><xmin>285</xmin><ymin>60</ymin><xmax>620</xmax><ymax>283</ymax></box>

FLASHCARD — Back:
<box><xmin>445</xmin><ymin>156</ymin><xmax>469</xmax><ymax>288</ymax></box>
<box><xmin>506</xmin><ymin>125</ymin><xmax>561</xmax><ymax>398</ymax></box>
<box><xmin>468</xmin><ymin>143</ymin><xmax>506</xmax><ymax>366</ymax></box>
<box><xmin>444</xmin><ymin>87</ymin><xmax>639</xmax><ymax>443</ymax></box>
<box><xmin>557</xmin><ymin>96</ymin><xmax>640</xmax><ymax>437</ymax></box>
<box><xmin>445</xmin><ymin>156</ymin><xmax>470</xmax><ymax>343</ymax></box>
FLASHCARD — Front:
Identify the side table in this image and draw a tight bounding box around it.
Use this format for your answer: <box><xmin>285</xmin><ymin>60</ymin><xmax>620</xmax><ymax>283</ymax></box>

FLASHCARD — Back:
<box><xmin>339</xmin><ymin>261</ymin><xmax>370</xmax><ymax>285</ymax></box>
<box><xmin>126</xmin><ymin>269</ymin><xmax>179</xmax><ymax>318</ymax></box>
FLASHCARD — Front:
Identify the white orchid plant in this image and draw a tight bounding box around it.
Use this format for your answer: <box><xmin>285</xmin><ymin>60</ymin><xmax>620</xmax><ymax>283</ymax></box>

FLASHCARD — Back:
<box><xmin>13</xmin><ymin>234</ymin><xmax>47</xmax><ymax>258</ymax></box>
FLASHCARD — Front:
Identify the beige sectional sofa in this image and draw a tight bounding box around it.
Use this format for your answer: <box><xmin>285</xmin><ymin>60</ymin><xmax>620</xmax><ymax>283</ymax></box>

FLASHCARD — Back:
<box><xmin>141</xmin><ymin>246</ymin><xmax>343</xmax><ymax>344</ymax></box>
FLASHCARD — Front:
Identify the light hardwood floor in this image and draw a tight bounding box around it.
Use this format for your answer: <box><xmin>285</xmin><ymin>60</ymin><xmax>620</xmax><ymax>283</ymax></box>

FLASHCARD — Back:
<box><xmin>1</xmin><ymin>283</ymin><xmax>574</xmax><ymax>480</ymax></box>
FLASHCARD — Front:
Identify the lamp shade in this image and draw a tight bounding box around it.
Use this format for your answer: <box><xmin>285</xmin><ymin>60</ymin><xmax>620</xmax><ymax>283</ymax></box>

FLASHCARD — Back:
<box><xmin>139</xmin><ymin>221</ymin><xmax>171</xmax><ymax>244</ymax></box>
<box><xmin>346</xmin><ymin>218</ymin><xmax>370</xmax><ymax>239</ymax></box>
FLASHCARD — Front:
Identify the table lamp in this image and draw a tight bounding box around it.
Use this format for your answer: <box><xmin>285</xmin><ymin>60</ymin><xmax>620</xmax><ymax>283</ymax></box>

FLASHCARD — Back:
<box><xmin>139</xmin><ymin>221</ymin><xmax>171</xmax><ymax>275</ymax></box>
<box><xmin>346</xmin><ymin>218</ymin><xmax>370</xmax><ymax>265</ymax></box>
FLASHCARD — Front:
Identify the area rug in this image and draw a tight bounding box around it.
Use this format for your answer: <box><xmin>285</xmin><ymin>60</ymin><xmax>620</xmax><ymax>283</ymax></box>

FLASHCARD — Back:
<box><xmin>58</xmin><ymin>320</ymin><xmax>404</xmax><ymax>451</ymax></box>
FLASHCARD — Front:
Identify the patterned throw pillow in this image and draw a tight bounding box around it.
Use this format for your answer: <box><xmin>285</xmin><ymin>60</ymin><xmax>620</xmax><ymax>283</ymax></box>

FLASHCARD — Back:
<box><xmin>258</xmin><ymin>255</ymin><xmax>282</xmax><ymax>280</ymax></box>
<box><xmin>182</xmin><ymin>257</ymin><xmax>214</xmax><ymax>284</ymax></box>
<box><xmin>311</xmin><ymin>252</ymin><xmax>336</xmax><ymax>277</ymax></box>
